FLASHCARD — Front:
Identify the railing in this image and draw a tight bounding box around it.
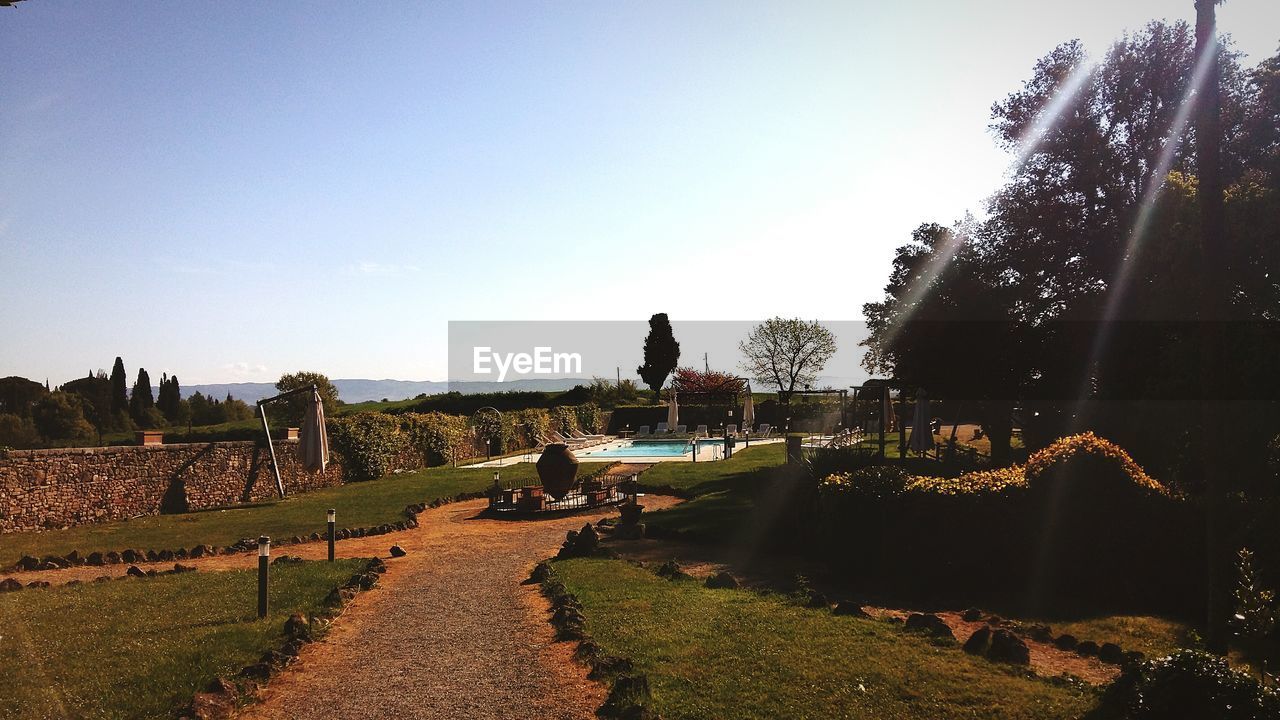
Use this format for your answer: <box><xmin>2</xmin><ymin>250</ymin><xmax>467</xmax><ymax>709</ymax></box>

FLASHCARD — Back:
<box><xmin>487</xmin><ymin>472</ymin><xmax>638</xmax><ymax>514</ymax></box>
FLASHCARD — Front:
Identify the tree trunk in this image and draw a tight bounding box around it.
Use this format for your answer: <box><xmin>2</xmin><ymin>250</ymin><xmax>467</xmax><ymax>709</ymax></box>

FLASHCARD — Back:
<box><xmin>979</xmin><ymin>400</ymin><xmax>1015</xmax><ymax>466</ymax></box>
<box><xmin>1195</xmin><ymin>0</ymin><xmax>1230</xmax><ymax>654</ymax></box>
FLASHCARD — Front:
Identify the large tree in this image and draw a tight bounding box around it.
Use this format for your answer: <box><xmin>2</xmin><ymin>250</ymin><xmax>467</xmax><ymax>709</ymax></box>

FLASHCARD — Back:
<box><xmin>109</xmin><ymin>357</ymin><xmax>128</xmax><ymax>414</ymax></box>
<box><xmin>31</xmin><ymin>391</ymin><xmax>95</xmax><ymax>443</ymax></box>
<box><xmin>739</xmin><ymin>317</ymin><xmax>837</xmax><ymax>404</ymax></box>
<box><xmin>274</xmin><ymin>371</ymin><xmax>340</xmax><ymax>426</ymax></box>
<box><xmin>636</xmin><ymin>314</ymin><xmax>680</xmax><ymax>402</ymax></box>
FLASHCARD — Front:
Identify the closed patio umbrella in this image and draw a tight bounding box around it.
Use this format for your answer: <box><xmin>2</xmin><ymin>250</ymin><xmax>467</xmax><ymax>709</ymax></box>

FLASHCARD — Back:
<box><xmin>742</xmin><ymin>385</ymin><xmax>754</xmax><ymax>432</ymax></box>
<box><xmin>908</xmin><ymin>388</ymin><xmax>934</xmax><ymax>455</ymax></box>
<box><xmin>299</xmin><ymin>388</ymin><xmax>329</xmax><ymax>472</ymax></box>
<box><xmin>667</xmin><ymin>391</ymin><xmax>678</xmax><ymax>429</ymax></box>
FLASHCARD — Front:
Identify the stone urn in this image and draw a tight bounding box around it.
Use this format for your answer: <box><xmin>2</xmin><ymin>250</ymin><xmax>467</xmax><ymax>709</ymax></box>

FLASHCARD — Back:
<box><xmin>536</xmin><ymin>443</ymin><xmax>580</xmax><ymax>500</ymax></box>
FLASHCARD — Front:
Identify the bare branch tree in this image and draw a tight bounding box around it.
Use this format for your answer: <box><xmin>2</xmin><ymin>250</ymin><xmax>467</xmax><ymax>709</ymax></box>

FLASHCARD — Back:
<box><xmin>738</xmin><ymin>318</ymin><xmax>837</xmax><ymax>402</ymax></box>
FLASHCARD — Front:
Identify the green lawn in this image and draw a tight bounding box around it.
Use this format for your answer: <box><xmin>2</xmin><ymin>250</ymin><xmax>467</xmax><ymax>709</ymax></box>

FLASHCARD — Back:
<box><xmin>0</xmin><ymin>559</ymin><xmax>365</xmax><ymax>719</ymax></box>
<box><xmin>1</xmin><ymin>462</ymin><xmax>604</xmax><ymax>565</ymax></box>
<box><xmin>638</xmin><ymin>443</ymin><xmax>785</xmax><ymax>494</ymax></box>
<box><xmin>556</xmin><ymin>558</ymin><xmax>1097</xmax><ymax>720</ymax></box>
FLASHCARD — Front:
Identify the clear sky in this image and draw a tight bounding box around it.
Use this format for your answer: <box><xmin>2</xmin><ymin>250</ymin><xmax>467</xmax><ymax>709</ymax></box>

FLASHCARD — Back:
<box><xmin>2</xmin><ymin>1</ymin><xmax>1276</xmax><ymax>386</ymax></box>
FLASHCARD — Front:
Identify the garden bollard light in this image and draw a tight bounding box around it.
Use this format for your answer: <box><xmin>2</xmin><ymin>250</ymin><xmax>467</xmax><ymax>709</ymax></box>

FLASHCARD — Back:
<box><xmin>257</xmin><ymin>536</ymin><xmax>270</xmax><ymax>619</ymax></box>
<box><xmin>327</xmin><ymin>509</ymin><xmax>336</xmax><ymax>562</ymax></box>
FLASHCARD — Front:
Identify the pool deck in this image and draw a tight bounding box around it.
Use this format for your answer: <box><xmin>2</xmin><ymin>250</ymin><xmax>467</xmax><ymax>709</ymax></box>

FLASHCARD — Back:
<box><xmin>463</xmin><ymin>436</ymin><xmax>784</xmax><ymax>467</ymax></box>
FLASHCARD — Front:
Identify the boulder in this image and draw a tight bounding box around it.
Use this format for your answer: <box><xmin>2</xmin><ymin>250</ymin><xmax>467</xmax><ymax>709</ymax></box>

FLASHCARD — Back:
<box><xmin>832</xmin><ymin>602</ymin><xmax>871</xmax><ymax>618</ymax></box>
<box><xmin>1054</xmin><ymin>634</ymin><xmax>1079</xmax><ymax>651</ymax></box>
<box><xmin>157</xmin><ymin>550</ymin><xmax>173</xmax><ymax>562</ymax></box>
<box><xmin>1026</xmin><ymin>624</ymin><xmax>1054</xmax><ymax>642</ymax></box>
<box><xmin>557</xmin><ymin>524</ymin><xmax>600</xmax><ymax>559</ymax></box>
<box><xmin>961</xmin><ymin>608</ymin><xmax>983</xmax><ymax>622</ymax></box>
<box><xmin>17</xmin><ymin>555</ymin><xmax>39</xmax><ymax>571</ymax></box>
<box><xmin>185</xmin><ymin>678</ymin><xmax>238</xmax><ymax>720</ymax></box>
<box><xmin>1098</xmin><ymin>642</ymin><xmax>1125</xmax><ymax>664</ymax></box>
<box><xmin>389</xmin><ymin>545</ymin><xmax>407</xmax><ymax>558</ymax></box>
<box><xmin>86</xmin><ymin>552</ymin><xmax>105</xmax><ymax>567</ymax></box>
<box><xmin>64</xmin><ymin>551</ymin><xmax>83</xmax><ymax>565</ymax></box>
<box><xmin>172</xmin><ymin>563</ymin><xmax>197</xmax><ymax>574</ymax></box>
<box><xmin>127</xmin><ymin>565</ymin><xmax>146</xmax><ymax>577</ymax></box>
<box><xmin>284</xmin><ymin>613</ymin><xmax>312</xmax><ymax>642</ymax></box>
<box><xmin>904</xmin><ymin>613</ymin><xmax>955</xmax><ymax>641</ymax></box>
<box><xmin>963</xmin><ymin>626</ymin><xmax>992</xmax><ymax>655</ymax></box>
<box><xmin>1076</xmin><ymin>640</ymin><xmax>1100</xmax><ymax>657</ymax></box>
<box><xmin>121</xmin><ymin>549</ymin><xmax>141</xmax><ymax>564</ymax></box>
<box><xmin>26</xmin><ymin>580</ymin><xmax>50</xmax><ymax>589</ymax></box>
<box><xmin>37</xmin><ymin>560</ymin><xmax>61</xmax><ymax>571</ymax></box>
<box><xmin>104</xmin><ymin>551</ymin><xmax>121</xmax><ymax>564</ymax></box>
<box><xmin>704</xmin><ymin>572</ymin><xmax>739</xmax><ymax>590</ymax></box>
<box><xmin>655</xmin><ymin>559</ymin><xmax>691</xmax><ymax>581</ymax></box>
<box><xmin>987</xmin><ymin>629</ymin><xmax>1031</xmax><ymax>665</ymax></box>
<box><xmin>190</xmin><ymin>545</ymin><xmax>211</xmax><ymax>558</ymax></box>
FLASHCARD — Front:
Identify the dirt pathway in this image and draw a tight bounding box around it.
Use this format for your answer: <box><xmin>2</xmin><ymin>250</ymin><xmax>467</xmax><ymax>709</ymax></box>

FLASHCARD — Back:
<box><xmin>239</xmin><ymin>497</ymin><xmax>678</xmax><ymax>720</ymax></box>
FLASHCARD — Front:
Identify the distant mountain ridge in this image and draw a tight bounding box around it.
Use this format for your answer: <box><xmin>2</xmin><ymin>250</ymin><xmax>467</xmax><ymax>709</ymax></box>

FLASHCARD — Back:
<box><xmin>177</xmin><ymin>378</ymin><xmax>596</xmax><ymax>404</ymax></box>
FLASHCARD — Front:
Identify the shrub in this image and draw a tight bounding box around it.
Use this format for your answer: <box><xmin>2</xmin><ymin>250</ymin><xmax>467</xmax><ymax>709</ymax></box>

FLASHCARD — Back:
<box><xmin>818</xmin><ymin>466</ymin><xmax>909</xmax><ymax>500</ymax></box>
<box><xmin>574</xmin><ymin>402</ymin><xmax>602</xmax><ymax>434</ymax></box>
<box><xmin>1024</xmin><ymin>431</ymin><xmax>1165</xmax><ymax>495</ymax></box>
<box><xmin>1098</xmin><ymin>650</ymin><xmax>1280</xmax><ymax>719</ymax></box>
<box><xmin>329</xmin><ymin>413</ymin><xmax>406</xmax><ymax>481</ymax></box>
<box><xmin>905</xmin><ymin>465</ymin><xmax>1026</xmax><ymax>495</ymax></box>
<box><xmin>550</xmin><ymin>406</ymin><xmax>578</xmax><ymax>435</ymax></box>
<box><xmin>402</xmin><ymin>412</ymin><xmax>471</xmax><ymax>467</ymax></box>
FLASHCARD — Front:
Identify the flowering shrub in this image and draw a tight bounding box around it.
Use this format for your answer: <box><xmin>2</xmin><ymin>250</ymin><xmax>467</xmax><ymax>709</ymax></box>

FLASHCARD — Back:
<box><xmin>818</xmin><ymin>466</ymin><xmax>909</xmax><ymax>500</ymax></box>
<box><xmin>905</xmin><ymin>465</ymin><xmax>1027</xmax><ymax>495</ymax></box>
<box><xmin>902</xmin><ymin>432</ymin><xmax>1165</xmax><ymax>497</ymax></box>
<box><xmin>1023</xmin><ymin>431</ymin><xmax>1166</xmax><ymax>495</ymax></box>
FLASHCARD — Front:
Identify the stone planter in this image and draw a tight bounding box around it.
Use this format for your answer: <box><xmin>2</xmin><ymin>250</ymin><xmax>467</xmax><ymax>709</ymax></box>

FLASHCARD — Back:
<box><xmin>536</xmin><ymin>443</ymin><xmax>579</xmax><ymax>500</ymax></box>
<box><xmin>136</xmin><ymin>430</ymin><xmax>164</xmax><ymax>446</ymax></box>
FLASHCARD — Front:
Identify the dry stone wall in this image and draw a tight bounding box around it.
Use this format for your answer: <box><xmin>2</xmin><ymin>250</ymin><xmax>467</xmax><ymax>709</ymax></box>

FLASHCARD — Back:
<box><xmin>0</xmin><ymin>440</ymin><xmax>355</xmax><ymax>534</ymax></box>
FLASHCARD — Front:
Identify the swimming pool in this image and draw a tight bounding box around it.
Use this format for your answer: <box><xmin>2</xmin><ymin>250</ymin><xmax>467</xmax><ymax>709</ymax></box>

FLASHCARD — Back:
<box><xmin>577</xmin><ymin>438</ymin><xmax>725</xmax><ymax>458</ymax></box>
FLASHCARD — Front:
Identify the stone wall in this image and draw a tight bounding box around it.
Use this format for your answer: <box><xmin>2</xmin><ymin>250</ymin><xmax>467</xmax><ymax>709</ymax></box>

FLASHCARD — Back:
<box><xmin>0</xmin><ymin>440</ymin><xmax>352</xmax><ymax>534</ymax></box>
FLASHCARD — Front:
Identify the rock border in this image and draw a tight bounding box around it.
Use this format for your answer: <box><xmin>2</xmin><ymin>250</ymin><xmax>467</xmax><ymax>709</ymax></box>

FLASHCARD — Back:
<box><xmin>530</xmin><ymin>560</ymin><xmax>656</xmax><ymax>720</ymax></box>
<box><xmin>179</xmin><ymin>557</ymin><xmax>389</xmax><ymax>720</ymax></box>
<box><xmin>5</xmin><ymin>490</ymin><xmax>490</xmax><ymax>578</ymax></box>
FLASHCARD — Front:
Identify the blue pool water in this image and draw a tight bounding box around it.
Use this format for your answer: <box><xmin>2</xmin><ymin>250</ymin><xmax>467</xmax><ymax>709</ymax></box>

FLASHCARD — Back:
<box><xmin>577</xmin><ymin>439</ymin><xmax>724</xmax><ymax>458</ymax></box>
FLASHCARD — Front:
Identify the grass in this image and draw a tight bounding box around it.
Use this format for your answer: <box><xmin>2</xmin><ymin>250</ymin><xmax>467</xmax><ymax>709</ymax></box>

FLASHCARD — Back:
<box><xmin>1034</xmin><ymin>615</ymin><xmax>1191</xmax><ymax>659</ymax></box>
<box><xmin>1</xmin><ymin>462</ymin><xmax>604</xmax><ymax>565</ymax></box>
<box><xmin>555</xmin><ymin>558</ymin><xmax>1098</xmax><ymax>720</ymax></box>
<box><xmin>638</xmin><ymin>443</ymin><xmax>785</xmax><ymax>494</ymax></box>
<box><xmin>0</xmin><ymin>559</ymin><xmax>366</xmax><ymax>719</ymax></box>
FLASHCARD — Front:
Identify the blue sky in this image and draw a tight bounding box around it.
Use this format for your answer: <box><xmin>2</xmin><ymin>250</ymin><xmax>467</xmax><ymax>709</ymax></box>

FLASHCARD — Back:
<box><xmin>1</xmin><ymin>1</ymin><xmax>1276</xmax><ymax>386</ymax></box>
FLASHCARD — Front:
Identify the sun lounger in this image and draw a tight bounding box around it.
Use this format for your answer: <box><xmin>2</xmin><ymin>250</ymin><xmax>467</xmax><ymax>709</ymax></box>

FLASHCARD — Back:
<box><xmin>675</xmin><ymin>424</ymin><xmax>687</xmax><ymax>433</ymax></box>
<box><xmin>635</xmin><ymin>425</ymin><xmax>650</xmax><ymax>436</ymax></box>
<box><xmin>655</xmin><ymin>422</ymin><xmax>669</xmax><ymax>434</ymax></box>
<box><xmin>757</xmin><ymin>423</ymin><xmax>771</xmax><ymax>437</ymax></box>
<box><xmin>726</xmin><ymin>424</ymin><xmax>737</xmax><ymax>436</ymax></box>
<box><xmin>695</xmin><ymin>424</ymin><xmax>708</xmax><ymax>437</ymax></box>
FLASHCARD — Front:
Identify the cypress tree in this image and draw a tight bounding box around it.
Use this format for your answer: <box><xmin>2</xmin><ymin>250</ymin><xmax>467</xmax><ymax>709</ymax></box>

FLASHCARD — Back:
<box><xmin>636</xmin><ymin>313</ymin><xmax>681</xmax><ymax>401</ymax></box>
<box><xmin>130</xmin><ymin>368</ymin><xmax>154</xmax><ymax>420</ymax></box>
<box><xmin>109</xmin><ymin>357</ymin><xmax>128</xmax><ymax>413</ymax></box>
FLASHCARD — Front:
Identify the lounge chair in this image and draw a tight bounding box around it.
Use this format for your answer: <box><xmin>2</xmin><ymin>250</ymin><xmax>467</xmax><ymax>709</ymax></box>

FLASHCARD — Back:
<box><xmin>695</xmin><ymin>424</ymin><xmax>708</xmax><ymax>437</ymax></box>
<box><xmin>571</xmin><ymin>429</ymin><xmax>606</xmax><ymax>444</ymax></box>
<box><xmin>757</xmin><ymin>423</ymin><xmax>771</xmax><ymax>437</ymax></box>
<box><xmin>726</xmin><ymin>424</ymin><xmax>737</xmax><ymax>436</ymax></box>
<box><xmin>548</xmin><ymin>430</ymin><xmax>588</xmax><ymax>448</ymax></box>
<box><xmin>675</xmin><ymin>424</ymin><xmax>687</xmax><ymax>434</ymax></box>
<box><xmin>655</xmin><ymin>422</ymin><xmax>669</xmax><ymax>434</ymax></box>
<box><xmin>636</xmin><ymin>425</ymin><xmax>650</xmax><ymax>436</ymax></box>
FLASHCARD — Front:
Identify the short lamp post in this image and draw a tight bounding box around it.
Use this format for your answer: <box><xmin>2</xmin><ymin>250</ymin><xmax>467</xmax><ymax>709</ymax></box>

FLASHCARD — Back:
<box><xmin>485</xmin><ymin>437</ymin><xmax>491</xmax><ymax>461</ymax></box>
<box><xmin>493</xmin><ymin>469</ymin><xmax>502</xmax><ymax>491</ymax></box>
<box><xmin>327</xmin><ymin>509</ymin><xmax>336</xmax><ymax>562</ymax></box>
<box><xmin>257</xmin><ymin>536</ymin><xmax>270</xmax><ymax>619</ymax></box>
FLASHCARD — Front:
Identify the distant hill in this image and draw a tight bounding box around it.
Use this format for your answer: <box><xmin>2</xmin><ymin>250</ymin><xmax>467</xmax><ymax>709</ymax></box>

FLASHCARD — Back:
<box><xmin>177</xmin><ymin>378</ymin><xmax>594</xmax><ymax>405</ymax></box>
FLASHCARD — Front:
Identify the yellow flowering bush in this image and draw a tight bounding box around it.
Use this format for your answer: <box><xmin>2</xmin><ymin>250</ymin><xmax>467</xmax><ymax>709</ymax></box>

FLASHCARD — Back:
<box><xmin>902</xmin><ymin>432</ymin><xmax>1166</xmax><ymax>497</ymax></box>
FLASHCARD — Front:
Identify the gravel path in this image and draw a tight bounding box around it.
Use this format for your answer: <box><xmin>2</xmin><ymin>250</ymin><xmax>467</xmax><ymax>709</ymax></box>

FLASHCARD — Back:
<box><xmin>238</xmin><ymin>497</ymin><xmax>679</xmax><ymax>720</ymax></box>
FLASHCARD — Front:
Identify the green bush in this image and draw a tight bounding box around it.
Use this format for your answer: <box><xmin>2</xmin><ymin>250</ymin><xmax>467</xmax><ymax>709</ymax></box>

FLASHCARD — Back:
<box><xmin>402</xmin><ymin>412</ymin><xmax>471</xmax><ymax>467</ymax></box>
<box><xmin>329</xmin><ymin>413</ymin><xmax>406</xmax><ymax>481</ymax></box>
<box><xmin>574</xmin><ymin>402</ymin><xmax>602</xmax><ymax>434</ymax></box>
<box><xmin>1098</xmin><ymin>650</ymin><xmax>1280</xmax><ymax>719</ymax></box>
<box><xmin>550</xmin><ymin>406</ymin><xmax>578</xmax><ymax>435</ymax></box>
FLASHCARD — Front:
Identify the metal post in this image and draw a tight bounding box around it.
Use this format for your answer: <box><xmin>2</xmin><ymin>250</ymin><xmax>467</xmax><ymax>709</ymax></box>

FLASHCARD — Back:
<box><xmin>257</xmin><ymin>536</ymin><xmax>270</xmax><ymax>619</ymax></box>
<box><xmin>258</xmin><ymin>404</ymin><xmax>286</xmax><ymax>498</ymax></box>
<box><xmin>327</xmin><ymin>509</ymin><xmax>336</xmax><ymax>562</ymax></box>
